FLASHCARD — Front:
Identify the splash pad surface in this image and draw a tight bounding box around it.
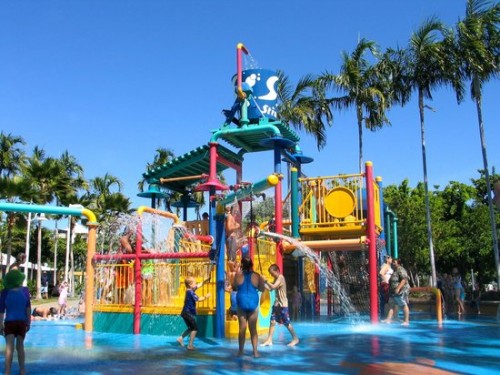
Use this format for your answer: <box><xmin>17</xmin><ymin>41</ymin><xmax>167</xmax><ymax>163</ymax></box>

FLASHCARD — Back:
<box><xmin>8</xmin><ymin>316</ymin><xmax>500</xmax><ymax>374</ymax></box>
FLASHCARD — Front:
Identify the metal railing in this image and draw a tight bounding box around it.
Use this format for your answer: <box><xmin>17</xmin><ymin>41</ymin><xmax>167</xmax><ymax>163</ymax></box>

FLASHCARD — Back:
<box><xmin>94</xmin><ymin>257</ymin><xmax>216</xmax><ymax>313</ymax></box>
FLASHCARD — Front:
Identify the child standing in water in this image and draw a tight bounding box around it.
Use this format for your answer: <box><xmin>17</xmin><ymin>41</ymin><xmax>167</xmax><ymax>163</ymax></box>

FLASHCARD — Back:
<box><xmin>0</xmin><ymin>270</ymin><xmax>31</xmax><ymax>375</ymax></box>
<box><xmin>261</xmin><ymin>264</ymin><xmax>299</xmax><ymax>347</ymax></box>
<box><xmin>177</xmin><ymin>276</ymin><xmax>211</xmax><ymax>350</ymax></box>
<box><xmin>58</xmin><ymin>281</ymin><xmax>69</xmax><ymax>316</ymax></box>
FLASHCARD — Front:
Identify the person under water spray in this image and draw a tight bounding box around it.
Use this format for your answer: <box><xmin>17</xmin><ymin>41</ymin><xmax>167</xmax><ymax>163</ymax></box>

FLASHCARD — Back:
<box><xmin>225</xmin><ymin>205</ymin><xmax>240</xmax><ymax>262</ymax></box>
<box><xmin>261</xmin><ymin>264</ymin><xmax>299</xmax><ymax>347</ymax></box>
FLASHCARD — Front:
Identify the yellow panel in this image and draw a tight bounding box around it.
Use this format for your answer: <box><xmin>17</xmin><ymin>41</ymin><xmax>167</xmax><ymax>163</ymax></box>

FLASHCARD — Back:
<box><xmin>324</xmin><ymin>187</ymin><xmax>356</xmax><ymax>218</ymax></box>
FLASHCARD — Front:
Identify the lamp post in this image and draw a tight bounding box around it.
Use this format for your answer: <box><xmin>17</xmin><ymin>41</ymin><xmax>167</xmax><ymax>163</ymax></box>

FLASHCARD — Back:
<box><xmin>23</xmin><ymin>211</ymin><xmax>32</xmax><ymax>286</ymax></box>
<box><xmin>65</xmin><ymin>215</ymin><xmax>71</xmax><ymax>284</ymax></box>
<box><xmin>53</xmin><ymin>224</ymin><xmax>58</xmax><ymax>287</ymax></box>
<box><xmin>34</xmin><ymin>213</ymin><xmax>47</xmax><ymax>299</ymax></box>
<box><xmin>66</xmin><ymin>204</ymin><xmax>84</xmax><ymax>295</ymax></box>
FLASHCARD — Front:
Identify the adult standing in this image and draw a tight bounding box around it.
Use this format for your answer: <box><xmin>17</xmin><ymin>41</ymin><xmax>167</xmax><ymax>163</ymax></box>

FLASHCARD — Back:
<box><xmin>261</xmin><ymin>264</ymin><xmax>300</xmax><ymax>346</ymax></box>
<box><xmin>232</xmin><ymin>257</ymin><xmax>265</xmax><ymax>358</ymax></box>
<box><xmin>41</xmin><ymin>272</ymin><xmax>49</xmax><ymax>299</ymax></box>
<box><xmin>0</xmin><ymin>270</ymin><xmax>31</xmax><ymax>375</ymax></box>
<box><xmin>379</xmin><ymin>255</ymin><xmax>393</xmax><ymax>315</ymax></box>
<box><xmin>382</xmin><ymin>258</ymin><xmax>411</xmax><ymax>326</ymax></box>
<box><xmin>225</xmin><ymin>205</ymin><xmax>240</xmax><ymax>262</ymax></box>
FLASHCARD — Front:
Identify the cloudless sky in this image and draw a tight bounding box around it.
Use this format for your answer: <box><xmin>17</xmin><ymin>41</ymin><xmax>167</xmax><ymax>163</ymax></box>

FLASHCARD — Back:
<box><xmin>1</xmin><ymin>1</ymin><xmax>499</xmax><ymax>218</ymax></box>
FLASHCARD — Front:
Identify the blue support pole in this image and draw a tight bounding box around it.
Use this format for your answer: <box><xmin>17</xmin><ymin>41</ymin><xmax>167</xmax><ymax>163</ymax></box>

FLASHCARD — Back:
<box><xmin>376</xmin><ymin>177</ymin><xmax>387</xmax><ymax>264</ymax></box>
<box><xmin>214</xmin><ymin>202</ymin><xmax>226</xmax><ymax>338</ymax></box>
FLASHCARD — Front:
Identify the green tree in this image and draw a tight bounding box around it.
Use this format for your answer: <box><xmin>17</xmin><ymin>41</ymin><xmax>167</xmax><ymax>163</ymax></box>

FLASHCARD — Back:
<box><xmin>395</xmin><ymin>17</ymin><xmax>451</xmax><ymax>287</ymax></box>
<box><xmin>276</xmin><ymin>71</ymin><xmax>333</xmax><ymax>150</ymax></box>
<box><xmin>454</xmin><ymin>0</ymin><xmax>500</xmax><ymax>285</ymax></box>
<box><xmin>54</xmin><ymin>151</ymin><xmax>88</xmax><ymax>286</ymax></box>
<box><xmin>85</xmin><ymin>173</ymin><xmax>131</xmax><ymax>223</ymax></box>
<box><xmin>383</xmin><ymin>180</ymin><xmax>429</xmax><ymax>285</ymax></box>
<box><xmin>0</xmin><ymin>175</ymin><xmax>33</xmax><ymax>267</ymax></box>
<box><xmin>0</xmin><ymin>132</ymin><xmax>26</xmax><ymax>178</ymax></box>
<box><xmin>318</xmin><ymin>38</ymin><xmax>390</xmax><ymax>172</ymax></box>
<box><xmin>138</xmin><ymin>147</ymin><xmax>175</xmax><ymax>210</ymax></box>
<box><xmin>22</xmin><ymin>148</ymin><xmax>75</xmax><ymax>298</ymax></box>
<box><xmin>0</xmin><ymin>132</ymin><xmax>28</xmax><ymax>269</ymax></box>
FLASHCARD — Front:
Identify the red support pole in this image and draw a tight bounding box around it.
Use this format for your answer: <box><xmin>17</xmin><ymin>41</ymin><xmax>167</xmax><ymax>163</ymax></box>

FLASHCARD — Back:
<box><xmin>134</xmin><ymin>223</ymin><xmax>143</xmax><ymax>334</ymax></box>
<box><xmin>275</xmin><ymin>175</ymin><xmax>283</xmax><ymax>270</ymax></box>
<box><xmin>209</xmin><ymin>142</ymin><xmax>218</xmax><ymax>182</ymax></box>
<box><xmin>365</xmin><ymin>161</ymin><xmax>378</xmax><ymax>324</ymax></box>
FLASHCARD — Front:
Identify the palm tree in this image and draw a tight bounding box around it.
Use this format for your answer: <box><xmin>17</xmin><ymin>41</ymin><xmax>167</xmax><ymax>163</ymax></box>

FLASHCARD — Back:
<box><xmin>454</xmin><ymin>0</ymin><xmax>500</xmax><ymax>285</ymax></box>
<box><xmin>0</xmin><ymin>132</ymin><xmax>27</xmax><ymax>270</ymax></box>
<box><xmin>276</xmin><ymin>71</ymin><xmax>333</xmax><ymax>150</ymax></box>
<box><xmin>138</xmin><ymin>147</ymin><xmax>175</xmax><ymax>210</ymax></box>
<box><xmin>55</xmin><ymin>151</ymin><xmax>88</xmax><ymax>286</ymax></box>
<box><xmin>22</xmin><ymin>149</ymin><xmax>74</xmax><ymax>298</ymax></box>
<box><xmin>59</xmin><ymin>150</ymin><xmax>87</xmax><ymax>196</ymax></box>
<box><xmin>0</xmin><ymin>176</ymin><xmax>33</xmax><ymax>270</ymax></box>
<box><xmin>0</xmin><ymin>132</ymin><xmax>26</xmax><ymax>178</ymax></box>
<box><xmin>396</xmin><ymin>18</ymin><xmax>451</xmax><ymax>287</ymax></box>
<box><xmin>318</xmin><ymin>38</ymin><xmax>390</xmax><ymax>171</ymax></box>
<box><xmin>86</xmin><ymin>173</ymin><xmax>130</xmax><ymax>222</ymax></box>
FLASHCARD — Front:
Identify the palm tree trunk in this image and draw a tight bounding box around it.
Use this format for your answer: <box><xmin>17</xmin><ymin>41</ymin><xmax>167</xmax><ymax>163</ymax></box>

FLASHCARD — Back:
<box><xmin>419</xmin><ymin>90</ymin><xmax>437</xmax><ymax>287</ymax></box>
<box><xmin>474</xmin><ymin>87</ymin><xmax>500</xmax><ymax>287</ymax></box>
<box><xmin>357</xmin><ymin>105</ymin><xmax>364</xmax><ymax>172</ymax></box>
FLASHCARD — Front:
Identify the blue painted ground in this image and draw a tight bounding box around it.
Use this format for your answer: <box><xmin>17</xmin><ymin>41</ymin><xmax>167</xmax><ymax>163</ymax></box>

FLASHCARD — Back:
<box><xmin>4</xmin><ymin>315</ymin><xmax>500</xmax><ymax>374</ymax></box>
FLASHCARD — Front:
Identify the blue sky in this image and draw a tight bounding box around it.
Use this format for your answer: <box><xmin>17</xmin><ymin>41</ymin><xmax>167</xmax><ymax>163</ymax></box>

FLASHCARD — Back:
<box><xmin>1</xmin><ymin>1</ymin><xmax>499</xmax><ymax>218</ymax></box>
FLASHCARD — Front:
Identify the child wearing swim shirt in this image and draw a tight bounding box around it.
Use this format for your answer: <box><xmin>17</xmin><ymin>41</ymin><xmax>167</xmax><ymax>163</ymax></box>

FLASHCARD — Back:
<box><xmin>176</xmin><ymin>275</ymin><xmax>210</xmax><ymax>350</ymax></box>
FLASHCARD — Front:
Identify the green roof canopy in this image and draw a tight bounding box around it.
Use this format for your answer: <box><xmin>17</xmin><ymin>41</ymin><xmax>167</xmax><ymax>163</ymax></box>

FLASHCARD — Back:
<box><xmin>142</xmin><ymin>144</ymin><xmax>243</xmax><ymax>193</ymax></box>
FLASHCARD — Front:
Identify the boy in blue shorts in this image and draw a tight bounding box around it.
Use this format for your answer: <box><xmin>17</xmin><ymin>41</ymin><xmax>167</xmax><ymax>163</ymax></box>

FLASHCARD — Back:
<box><xmin>261</xmin><ymin>264</ymin><xmax>299</xmax><ymax>347</ymax></box>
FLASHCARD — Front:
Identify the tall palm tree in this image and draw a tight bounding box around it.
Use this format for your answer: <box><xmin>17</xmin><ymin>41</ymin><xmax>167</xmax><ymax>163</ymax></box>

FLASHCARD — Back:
<box><xmin>0</xmin><ymin>176</ymin><xmax>33</xmax><ymax>269</ymax></box>
<box><xmin>55</xmin><ymin>151</ymin><xmax>88</xmax><ymax>286</ymax></box>
<box><xmin>59</xmin><ymin>150</ymin><xmax>87</xmax><ymax>196</ymax></box>
<box><xmin>399</xmin><ymin>18</ymin><xmax>451</xmax><ymax>287</ymax></box>
<box><xmin>0</xmin><ymin>132</ymin><xmax>27</xmax><ymax>269</ymax></box>
<box><xmin>276</xmin><ymin>71</ymin><xmax>333</xmax><ymax>150</ymax></box>
<box><xmin>318</xmin><ymin>38</ymin><xmax>390</xmax><ymax>171</ymax></box>
<box><xmin>22</xmin><ymin>149</ymin><xmax>74</xmax><ymax>298</ymax></box>
<box><xmin>454</xmin><ymin>0</ymin><xmax>500</xmax><ymax>285</ymax></box>
<box><xmin>0</xmin><ymin>132</ymin><xmax>26</xmax><ymax>178</ymax></box>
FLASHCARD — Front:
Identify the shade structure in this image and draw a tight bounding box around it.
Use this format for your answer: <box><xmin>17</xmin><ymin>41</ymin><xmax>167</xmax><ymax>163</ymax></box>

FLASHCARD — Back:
<box><xmin>259</xmin><ymin>135</ymin><xmax>295</xmax><ymax>149</ymax></box>
<box><xmin>137</xmin><ymin>183</ymin><xmax>170</xmax><ymax>199</ymax></box>
<box><xmin>292</xmin><ymin>153</ymin><xmax>314</xmax><ymax>164</ymax></box>
<box><xmin>170</xmin><ymin>200</ymin><xmax>199</xmax><ymax>208</ymax></box>
<box><xmin>195</xmin><ymin>178</ymin><xmax>228</xmax><ymax>192</ymax></box>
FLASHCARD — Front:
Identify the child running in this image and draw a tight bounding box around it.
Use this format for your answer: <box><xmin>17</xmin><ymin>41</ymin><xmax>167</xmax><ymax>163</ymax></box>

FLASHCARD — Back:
<box><xmin>177</xmin><ymin>275</ymin><xmax>211</xmax><ymax>350</ymax></box>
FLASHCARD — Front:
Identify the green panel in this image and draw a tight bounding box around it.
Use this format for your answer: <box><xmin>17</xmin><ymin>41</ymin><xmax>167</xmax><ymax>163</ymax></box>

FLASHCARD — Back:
<box><xmin>94</xmin><ymin>312</ymin><xmax>134</xmax><ymax>334</ymax></box>
<box><xmin>94</xmin><ymin>311</ymin><xmax>215</xmax><ymax>337</ymax></box>
<box><xmin>141</xmin><ymin>314</ymin><xmax>214</xmax><ymax>337</ymax></box>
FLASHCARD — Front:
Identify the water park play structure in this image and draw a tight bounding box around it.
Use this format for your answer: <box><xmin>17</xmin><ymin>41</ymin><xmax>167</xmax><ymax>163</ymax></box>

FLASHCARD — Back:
<box><xmin>0</xmin><ymin>43</ymin><xmax>445</xmax><ymax>339</ymax></box>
